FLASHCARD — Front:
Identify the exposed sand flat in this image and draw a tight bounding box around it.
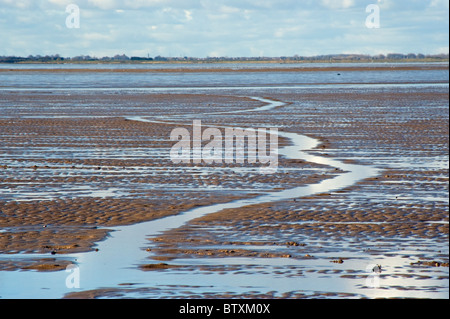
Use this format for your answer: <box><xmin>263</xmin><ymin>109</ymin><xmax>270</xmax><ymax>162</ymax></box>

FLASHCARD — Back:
<box><xmin>148</xmin><ymin>88</ymin><xmax>448</xmax><ymax>251</ymax></box>
<box><xmin>0</xmin><ymin>65</ymin><xmax>448</xmax><ymax>298</ymax></box>
<box><xmin>138</xmin><ymin>86</ymin><xmax>448</xmax><ymax>298</ymax></box>
<box><xmin>0</xmin><ymin>93</ymin><xmax>336</xmax><ymax>263</ymax></box>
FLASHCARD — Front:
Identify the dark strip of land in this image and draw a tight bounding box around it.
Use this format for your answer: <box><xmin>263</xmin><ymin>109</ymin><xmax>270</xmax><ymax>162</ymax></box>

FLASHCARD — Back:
<box><xmin>0</xmin><ymin>65</ymin><xmax>448</xmax><ymax>73</ymax></box>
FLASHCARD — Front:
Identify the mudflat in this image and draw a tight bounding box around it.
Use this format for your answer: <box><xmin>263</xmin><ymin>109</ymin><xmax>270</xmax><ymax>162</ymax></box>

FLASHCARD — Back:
<box><xmin>0</xmin><ymin>64</ymin><xmax>448</xmax><ymax>298</ymax></box>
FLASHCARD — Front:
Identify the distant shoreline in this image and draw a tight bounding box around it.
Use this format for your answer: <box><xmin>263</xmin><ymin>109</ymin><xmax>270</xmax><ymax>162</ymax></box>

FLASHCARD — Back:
<box><xmin>0</xmin><ymin>64</ymin><xmax>447</xmax><ymax>73</ymax></box>
<box><xmin>0</xmin><ymin>58</ymin><xmax>448</xmax><ymax>65</ymax></box>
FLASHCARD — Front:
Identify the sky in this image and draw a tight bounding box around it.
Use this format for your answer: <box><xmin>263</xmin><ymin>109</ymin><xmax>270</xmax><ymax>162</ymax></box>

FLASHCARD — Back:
<box><xmin>0</xmin><ymin>0</ymin><xmax>449</xmax><ymax>58</ymax></box>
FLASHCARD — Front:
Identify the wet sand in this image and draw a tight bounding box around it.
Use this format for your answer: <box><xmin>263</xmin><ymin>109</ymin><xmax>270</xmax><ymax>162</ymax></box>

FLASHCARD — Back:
<box><xmin>0</xmin><ymin>93</ymin><xmax>336</xmax><ymax>269</ymax></box>
<box><xmin>0</xmin><ymin>66</ymin><xmax>448</xmax><ymax>298</ymax></box>
<box><xmin>137</xmin><ymin>88</ymin><xmax>448</xmax><ymax>298</ymax></box>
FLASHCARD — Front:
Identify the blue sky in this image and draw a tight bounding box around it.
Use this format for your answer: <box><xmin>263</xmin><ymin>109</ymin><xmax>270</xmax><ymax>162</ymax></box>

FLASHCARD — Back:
<box><xmin>1</xmin><ymin>0</ymin><xmax>448</xmax><ymax>58</ymax></box>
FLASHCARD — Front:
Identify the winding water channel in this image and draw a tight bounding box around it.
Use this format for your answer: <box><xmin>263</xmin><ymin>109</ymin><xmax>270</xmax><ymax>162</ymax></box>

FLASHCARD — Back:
<box><xmin>0</xmin><ymin>96</ymin><xmax>401</xmax><ymax>298</ymax></box>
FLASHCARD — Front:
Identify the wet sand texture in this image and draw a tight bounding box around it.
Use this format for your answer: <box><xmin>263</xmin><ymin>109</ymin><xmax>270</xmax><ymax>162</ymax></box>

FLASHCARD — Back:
<box><xmin>0</xmin><ymin>66</ymin><xmax>448</xmax><ymax>298</ymax></box>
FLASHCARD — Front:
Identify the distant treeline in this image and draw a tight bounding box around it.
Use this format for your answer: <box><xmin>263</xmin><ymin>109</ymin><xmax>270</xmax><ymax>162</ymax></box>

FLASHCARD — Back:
<box><xmin>0</xmin><ymin>54</ymin><xmax>153</xmax><ymax>63</ymax></box>
<box><xmin>0</xmin><ymin>53</ymin><xmax>448</xmax><ymax>63</ymax></box>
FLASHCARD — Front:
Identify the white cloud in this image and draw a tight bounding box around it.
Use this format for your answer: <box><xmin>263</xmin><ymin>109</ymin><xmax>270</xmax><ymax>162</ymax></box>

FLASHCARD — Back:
<box><xmin>87</xmin><ymin>0</ymin><xmax>118</xmax><ymax>10</ymax></box>
<box><xmin>320</xmin><ymin>0</ymin><xmax>355</xmax><ymax>10</ymax></box>
<box><xmin>0</xmin><ymin>0</ymin><xmax>32</xmax><ymax>9</ymax></box>
<box><xmin>0</xmin><ymin>0</ymin><xmax>448</xmax><ymax>57</ymax></box>
<box><xmin>435</xmin><ymin>46</ymin><xmax>449</xmax><ymax>54</ymax></box>
<box><xmin>274</xmin><ymin>26</ymin><xmax>302</xmax><ymax>38</ymax></box>
<box><xmin>81</xmin><ymin>32</ymin><xmax>113</xmax><ymax>41</ymax></box>
<box><xmin>430</xmin><ymin>0</ymin><xmax>449</xmax><ymax>9</ymax></box>
<box><xmin>184</xmin><ymin>10</ymin><xmax>193</xmax><ymax>21</ymax></box>
<box><xmin>219</xmin><ymin>5</ymin><xmax>240</xmax><ymax>14</ymax></box>
<box><xmin>47</xmin><ymin>0</ymin><xmax>73</xmax><ymax>7</ymax></box>
<box><xmin>123</xmin><ymin>0</ymin><xmax>166</xmax><ymax>9</ymax></box>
